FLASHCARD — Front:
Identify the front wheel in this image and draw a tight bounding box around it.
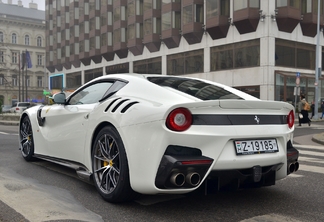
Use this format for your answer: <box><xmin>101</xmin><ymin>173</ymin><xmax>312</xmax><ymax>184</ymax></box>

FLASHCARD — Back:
<box><xmin>92</xmin><ymin>126</ymin><xmax>137</xmax><ymax>202</ymax></box>
<box><xmin>19</xmin><ymin>116</ymin><xmax>34</xmax><ymax>161</ymax></box>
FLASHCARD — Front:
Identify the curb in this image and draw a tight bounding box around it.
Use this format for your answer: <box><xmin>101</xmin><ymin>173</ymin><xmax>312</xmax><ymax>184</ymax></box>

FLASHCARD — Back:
<box><xmin>312</xmin><ymin>134</ymin><xmax>324</xmax><ymax>146</ymax></box>
<box><xmin>0</xmin><ymin>121</ymin><xmax>19</xmax><ymax>126</ymax></box>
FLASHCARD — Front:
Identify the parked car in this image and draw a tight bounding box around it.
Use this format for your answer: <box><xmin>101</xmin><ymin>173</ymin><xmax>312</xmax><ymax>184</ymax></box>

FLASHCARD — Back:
<box><xmin>10</xmin><ymin>102</ymin><xmax>31</xmax><ymax>113</ymax></box>
<box><xmin>1</xmin><ymin>105</ymin><xmax>11</xmax><ymax>113</ymax></box>
<box><xmin>19</xmin><ymin>74</ymin><xmax>299</xmax><ymax>203</ymax></box>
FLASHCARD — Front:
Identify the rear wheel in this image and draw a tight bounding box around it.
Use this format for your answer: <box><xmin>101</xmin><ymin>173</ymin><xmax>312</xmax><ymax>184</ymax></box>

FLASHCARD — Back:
<box><xmin>92</xmin><ymin>126</ymin><xmax>137</xmax><ymax>203</ymax></box>
<box><xmin>19</xmin><ymin>116</ymin><xmax>34</xmax><ymax>161</ymax></box>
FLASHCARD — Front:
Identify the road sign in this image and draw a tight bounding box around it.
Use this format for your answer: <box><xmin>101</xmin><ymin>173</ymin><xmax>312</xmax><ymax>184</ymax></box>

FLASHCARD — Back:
<box><xmin>296</xmin><ymin>72</ymin><xmax>300</xmax><ymax>77</ymax></box>
<box><xmin>293</xmin><ymin>86</ymin><xmax>300</xmax><ymax>96</ymax></box>
<box><xmin>296</xmin><ymin>77</ymin><xmax>300</xmax><ymax>85</ymax></box>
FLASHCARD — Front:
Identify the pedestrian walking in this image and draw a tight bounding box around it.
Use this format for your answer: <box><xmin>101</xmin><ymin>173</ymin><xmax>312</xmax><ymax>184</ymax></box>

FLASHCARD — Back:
<box><xmin>298</xmin><ymin>94</ymin><xmax>311</xmax><ymax>126</ymax></box>
<box><xmin>311</xmin><ymin>101</ymin><xmax>315</xmax><ymax>119</ymax></box>
<box><xmin>321</xmin><ymin>101</ymin><xmax>324</xmax><ymax>119</ymax></box>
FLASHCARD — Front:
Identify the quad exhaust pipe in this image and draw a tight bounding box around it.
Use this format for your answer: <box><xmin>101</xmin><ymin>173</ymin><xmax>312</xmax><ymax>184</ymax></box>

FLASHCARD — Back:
<box><xmin>288</xmin><ymin>161</ymin><xmax>299</xmax><ymax>174</ymax></box>
<box><xmin>170</xmin><ymin>172</ymin><xmax>201</xmax><ymax>187</ymax></box>
<box><xmin>186</xmin><ymin>172</ymin><xmax>201</xmax><ymax>186</ymax></box>
<box><xmin>170</xmin><ymin>173</ymin><xmax>185</xmax><ymax>187</ymax></box>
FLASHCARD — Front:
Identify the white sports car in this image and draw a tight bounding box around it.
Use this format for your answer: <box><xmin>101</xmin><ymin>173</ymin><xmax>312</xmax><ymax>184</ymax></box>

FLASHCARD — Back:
<box><xmin>19</xmin><ymin>74</ymin><xmax>299</xmax><ymax>202</ymax></box>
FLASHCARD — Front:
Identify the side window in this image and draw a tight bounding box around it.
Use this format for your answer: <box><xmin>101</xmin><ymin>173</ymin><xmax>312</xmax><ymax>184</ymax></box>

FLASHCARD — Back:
<box><xmin>69</xmin><ymin>81</ymin><xmax>113</xmax><ymax>105</ymax></box>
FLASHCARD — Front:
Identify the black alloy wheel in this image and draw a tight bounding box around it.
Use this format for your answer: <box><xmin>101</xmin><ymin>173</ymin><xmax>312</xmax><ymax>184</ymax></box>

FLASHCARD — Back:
<box><xmin>92</xmin><ymin>126</ymin><xmax>137</xmax><ymax>203</ymax></box>
<box><xmin>19</xmin><ymin>116</ymin><xmax>34</xmax><ymax>161</ymax></box>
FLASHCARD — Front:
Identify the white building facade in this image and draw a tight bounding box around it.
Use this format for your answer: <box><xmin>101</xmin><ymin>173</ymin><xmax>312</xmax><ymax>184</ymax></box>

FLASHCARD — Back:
<box><xmin>0</xmin><ymin>1</ymin><xmax>46</xmax><ymax>106</ymax></box>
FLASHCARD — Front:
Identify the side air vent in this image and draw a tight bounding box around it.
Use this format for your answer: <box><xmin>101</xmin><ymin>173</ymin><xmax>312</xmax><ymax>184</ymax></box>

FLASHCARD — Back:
<box><xmin>104</xmin><ymin>98</ymin><xmax>121</xmax><ymax>112</ymax></box>
<box><xmin>105</xmin><ymin>98</ymin><xmax>140</xmax><ymax>113</ymax></box>
<box><xmin>121</xmin><ymin>102</ymin><xmax>139</xmax><ymax>113</ymax></box>
<box><xmin>111</xmin><ymin>99</ymin><xmax>130</xmax><ymax>112</ymax></box>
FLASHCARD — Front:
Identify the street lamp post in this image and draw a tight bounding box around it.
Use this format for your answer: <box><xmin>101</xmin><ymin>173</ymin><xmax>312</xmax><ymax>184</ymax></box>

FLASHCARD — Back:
<box><xmin>314</xmin><ymin>0</ymin><xmax>321</xmax><ymax>120</ymax></box>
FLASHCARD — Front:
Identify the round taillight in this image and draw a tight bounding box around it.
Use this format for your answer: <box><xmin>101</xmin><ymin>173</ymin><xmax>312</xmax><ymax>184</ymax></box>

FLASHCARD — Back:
<box><xmin>166</xmin><ymin>108</ymin><xmax>192</xmax><ymax>131</ymax></box>
<box><xmin>287</xmin><ymin>110</ymin><xmax>294</xmax><ymax>129</ymax></box>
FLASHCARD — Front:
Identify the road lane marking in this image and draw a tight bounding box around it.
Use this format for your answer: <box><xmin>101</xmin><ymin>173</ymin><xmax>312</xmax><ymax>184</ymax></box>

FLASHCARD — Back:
<box><xmin>299</xmin><ymin>150</ymin><xmax>324</xmax><ymax>157</ymax></box>
<box><xmin>299</xmin><ymin>156</ymin><xmax>324</xmax><ymax>164</ymax></box>
<box><xmin>298</xmin><ymin>164</ymin><xmax>324</xmax><ymax>174</ymax></box>
<box><xmin>0</xmin><ymin>131</ymin><xmax>18</xmax><ymax>136</ymax></box>
<box><xmin>294</xmin><ymin>144</ymin><xmax>324</xmax><ymax>150</ymax></box>
<box><xmin>241</xmin><ymin>213</ymin><xmax>302</xmax><ymax>222</ymax></box>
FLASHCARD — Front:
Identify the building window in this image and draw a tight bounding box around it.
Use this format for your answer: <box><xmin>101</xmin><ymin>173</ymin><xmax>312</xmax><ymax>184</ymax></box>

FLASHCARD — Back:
<box><xmin>12</xmin><ymin>33</ymin><xmax>17</xmax><ymax>44</ymax></box>
<box><xmin>128</xmin><ymin>1</ymin><xmax>135</xmax><ymax>17</ymax></box>
<box><xmin>66</xmin><ymin>71</ymin><xmax>82</xmax><ymax>89</ymax></box>
<box><xmin>37</xmin><ymin>55</ymin><xmax>43</xmax><ymax>66</ymax></box>
<box><xmin>85</xmin><ymin>68</ymin><xmax>103</xmax><ymax>83</ymax></box>
<box><xmin>162</xmin><ymin>9</ymin><xmax>182</xmax><ymax>30</ymax></box>
<box><xmin>206</xmin><ymin>0</ymin><xmax>218</xmax><ymax>17</ymax></box>
<box><xmin>0</xmin><ymin>31</ymin><xmax>3</xmax><ymax>42</ymax></box>
<box><xmin>25</xmin><ymin>35</ymin><xmax>30</xmax><ymax>45</ymax></box>
<box><xmin>183</xmin><ymin>5</ymin><xmax>193</xmax><ymax>24</ymax></box>
<box><xmin>128</xmin><ymin>24</ymin><xmax>135</xmax><ymax>40</ymax></box>
<box><xmin>276</xmin><ymin>0</ymin><xmax>288</xmax><ymax>7</ymax></box>
<box><xmin>101</xmin><ymin>13</ymin><xmax>107</xmax><ymax>26</ymax></box>
<box><xmin>275</xmin><ymin>38</ymin><xmax>315</xmax><ymax>70</ymax></box>
<box><xmin>274</xmin><ymin>72</ymin><xmax>324</xmax><ymax>104</ymax></box>
<box><xmin>0</xmin><ymin>74</ymin><xmax>4</xmax><ymax>85</ymax></box>
<box><xmin>195</xmin><ymin>4</ymin><xmax>204</xmax><ymax>23</ymax></box>
<box><xmin>134</xmin><ymin>57</ymin><xmax>162</xmax><ymax>74</ymax></box>
<box><xmin>162</xmin><ymin>12</ymin><xmax>172</xmax><ymax>30</ymax></box>
<box><xmin>114</xmin><ymin>7</ymin><xmax>121</xmax><ymax>22</ymax></box>
<box><xmin>234</xmin><ymin>0</ymin><xmax>259</xmax><ymax>11</ymax></box>
<box><xmin>210</xmin><ymin>39</ymin><xmax>260</xmax><ymax>71</ymax></box>
<box><xmin>12</xmin><ymin>52</ymin><xmax>18</xmax><ymax>64</ymax></box>
<box><xmin>207</xmin><ymin>0</ymin><xmax>230</xmax><ymax>18</ymax></box>
<box><xmin>0</xmin><ymin>51</ymin><xmax>4</xmax><ymax>63</ymax></box>
<box><xmin>235</xmin><ymin>41</ymin><xmax>260</xmax><ymax>68</ymax></box>
<box><xmin>234</xmin><ymin>0</ymin><xmax>248</xmax><ymax>10</ymax></box>
<box><xmin>37</xmin><ymin>76</ymin><xmax>43</xmax><ymax>87</ymax></box>
<box><xmin>290</xmin><ymin>0</ymin><xmax>301</xmax><ymax>8</ymax></box>
<box><xmin>144</xmin><ymin>0</ymin><xmax>152</xmax><ymax>11</ymax></box>
<box><xmin>144</xmin><ymin>18</ymin><xmax>152</xmax><ymax>35</ymax></box>
<box><xmin>37</xmin><ymin>36</ymin><xmax>42</xmax><ymax>47</ymax></box>
<box><xmin>162</xmin><ymin>0</ymin><xmax>180</xmax><ymax>4</ymax></box>
<box><xmin>26</xmin><ymin>76</ymin><xmax>30</xmax><ymax>87</ymax></box>
<box><xmin>234</xmin><ymin>86</ymin><xmax>260</xmax><ymax>99</ymax></box>
<box><xmin>12</xmin><ymin>75</ymin><xmax>17</xmax><ymax>86</ymax></box>
<box><xmin>105</xmin><ymin>62</ymin><xmax>129</xmax><ymax>74</ymax></box>
<box><xmin>167</xmin><ymin>49</ymin><xmax>204</xmax><ymax>75</ymax></box>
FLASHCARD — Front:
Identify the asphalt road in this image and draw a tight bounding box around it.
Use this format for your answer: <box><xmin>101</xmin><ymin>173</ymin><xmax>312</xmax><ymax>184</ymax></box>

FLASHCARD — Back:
<box><xmin>0</xmin><ymin>123</ymin><xmax>324</xmax><ymax>222</ymax></box>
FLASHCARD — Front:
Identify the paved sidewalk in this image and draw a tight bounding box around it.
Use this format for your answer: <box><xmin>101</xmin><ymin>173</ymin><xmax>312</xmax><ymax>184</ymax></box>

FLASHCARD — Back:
<box><xmin>296</xmin><ymin>117</ymin><xmax>324</xmax><ymax>145</ymax></box>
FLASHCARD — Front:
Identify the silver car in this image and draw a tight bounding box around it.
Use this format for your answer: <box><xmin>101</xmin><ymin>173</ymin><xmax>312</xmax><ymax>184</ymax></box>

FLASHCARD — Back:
<box><xmin>10</xmin><ymin>102</ymin><xmax>31</xmax><ymax>113</ymax></box>
<box><xmin>1</xmin><ymin>105</ymin><xmax>11</xmax><ymax>113</ymax></box>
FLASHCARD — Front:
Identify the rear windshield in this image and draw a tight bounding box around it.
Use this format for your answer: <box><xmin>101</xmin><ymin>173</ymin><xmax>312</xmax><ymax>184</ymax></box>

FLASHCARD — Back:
<box><xmin>19</xmin><ymin>103</ymin><xmax>30</xmax><ymax>107</ymax></box>
<box><xmin>147</xmin><ymin>77</ymin><xmax>243</xmax><ymax>101</ymax></box>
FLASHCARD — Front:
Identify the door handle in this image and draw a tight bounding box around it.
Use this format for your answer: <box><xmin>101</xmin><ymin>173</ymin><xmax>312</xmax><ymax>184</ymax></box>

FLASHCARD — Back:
<box><xmin>84</xmin><ymin>113</ymin><xmax>89</xmax><ymax>119</ymax></box>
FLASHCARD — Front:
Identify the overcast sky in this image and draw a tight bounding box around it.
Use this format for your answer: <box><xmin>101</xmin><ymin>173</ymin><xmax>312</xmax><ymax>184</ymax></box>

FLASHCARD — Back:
<box><xmin>5</xmin><ymin>0</ymin><xmax>45</xmax><ymax>11</ymax></box>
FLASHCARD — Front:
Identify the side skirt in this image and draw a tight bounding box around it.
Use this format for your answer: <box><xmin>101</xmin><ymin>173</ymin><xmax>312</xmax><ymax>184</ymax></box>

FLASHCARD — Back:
<box><xmin>33</xmin><ymin>154</ymin><xmax>92</xmax><ymax>182</ymax></box>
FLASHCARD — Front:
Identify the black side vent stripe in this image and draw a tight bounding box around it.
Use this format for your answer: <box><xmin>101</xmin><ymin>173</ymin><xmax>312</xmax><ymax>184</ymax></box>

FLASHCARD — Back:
<box><xmin>104</xmin><ymin>98</ymin><xmax>121</xmax><ymax>112</ymax></box>
<box><xmin>121</xmin><ymin>101</ymin><xmax>139</xmax><ymax>113</ymax></box>
<box><xmin>111</xmin><ymin>99</ymin><xmax>130</xmax><ymax>113</ymax></box>
<box><xmin>192</xmin><ymin>115</ymin><xmax>287</xmax><ymax>125</ymax></box>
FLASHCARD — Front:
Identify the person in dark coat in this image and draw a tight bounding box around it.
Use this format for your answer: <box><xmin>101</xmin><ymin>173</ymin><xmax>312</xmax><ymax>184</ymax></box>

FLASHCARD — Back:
<box><xmin>298</xmin><ymin>94</ymin><xmax>311</xmax><ymax>126</ymax></box>
<box><xmin>311</xmin><ymin>101</ymin><xmax>315</xmax><ymax>119</ymax></box>
<box><xmin>321</xmin><ymin>101</ymin><xmax>324</xmax><ymax>119</ymax></box>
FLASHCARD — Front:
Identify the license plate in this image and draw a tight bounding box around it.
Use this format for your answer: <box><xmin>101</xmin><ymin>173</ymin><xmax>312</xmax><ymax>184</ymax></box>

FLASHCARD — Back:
<box><xmin>234</xmin><ymin>139</ymin><xmax>279</xmax><ymax>155</ymax></box>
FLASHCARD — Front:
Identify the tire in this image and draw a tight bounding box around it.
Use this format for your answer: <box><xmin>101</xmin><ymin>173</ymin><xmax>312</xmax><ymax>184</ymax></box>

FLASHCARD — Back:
<box><xmin>92</xmin><ymin>126</ymin><xmax>137</xmax><ymax>203</ymax></box>
<box><xmin>19</xmin><ymin>116</ymin><xmax>34</xmax><ymax>161</ymax></box>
